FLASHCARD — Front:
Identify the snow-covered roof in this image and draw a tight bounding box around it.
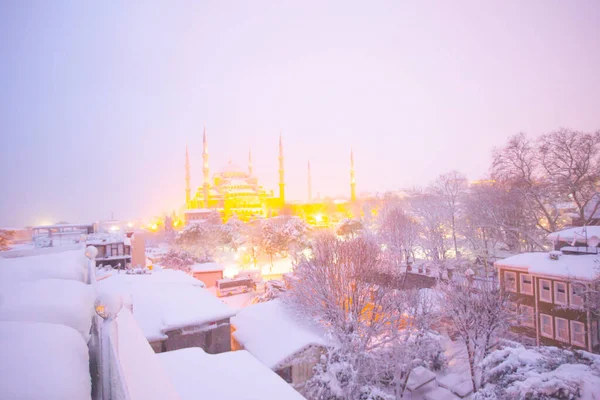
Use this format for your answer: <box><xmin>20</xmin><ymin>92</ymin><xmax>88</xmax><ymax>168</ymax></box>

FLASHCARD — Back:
<box><xmin>0</xmin><ymin>321</ymin><xmax>91</xmax><ymax>400</ymax></box>
<box><xmin>495</xmin><ymin>252</ymin><xmax>600</xmax><ymax>280</ymax></box>
<box><xmin>547</xmin><ymin>226</ymin><xmax>600</xmax><ymax>244</ymax></box>
<box><xmin>158</xmin><ymin>347</ymin><xmax>305</xmax><ymax>400</ymax></box>
<box><xmin>0</xmin><ymin>279</ymin><xmax>95</xmax><ymax>342</ymax></box>
<box><xmin>0</xmin><ymin>249</ymin><xmax>87</xmax><ymax>284</ymax></box>
<box><xmin>191</xmin><ymin>262</ymin><xmax>225</xmax><ymax>272</ymax></box>
<box><xmin>231</xmin><ymin>299</ymin><xmax>328</xmax><ymax>369</ymax></box>
<box><xmin>98</xmin><ymin>272</ymin><xmax>234</xmax><ymax>342</ymax></box>
<box><xmin>86</xmin><ymin>232</ymin><xmax>131</xmax><ymax>246</ymax></box>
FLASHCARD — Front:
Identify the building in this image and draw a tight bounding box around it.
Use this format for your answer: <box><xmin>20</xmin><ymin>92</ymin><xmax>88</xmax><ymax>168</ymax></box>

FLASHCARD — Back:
<box><xmin>231</xmin><ymin>299</ymin><xmax>328</xmax><ymax>391</ymax></box>
<box><xmin>495</xmin><ymin>233</ymin><xmax>600</xmax><ymax>353</ymax></box>
<box><xmin>86</xmin><ymin>232</ymin><xmax>132</xmax><ymax>268</ymax></box>
<box><xmin>32</xmin><ymin>223</ymin><xmax>94</xmax><ymax>248</ymax></box>
<box><xmin>184</xmin><ymin>127</ymin><xmax>360</xmax><ymax>224</ymax></box>
<box><xmin>191</xmin><ymin>262</ymin><xmax>225</xmax><ymax>288</ymax></box>
<box><xmin>185</xmin><ymin>128</ymin><xmax>284</xmax><ymax>222</ymax></box>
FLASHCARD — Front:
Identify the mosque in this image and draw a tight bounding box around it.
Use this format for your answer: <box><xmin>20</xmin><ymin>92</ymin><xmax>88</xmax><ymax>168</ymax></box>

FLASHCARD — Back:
<box><xmin>184</xmin><ymin>128</ymin><xmax>357</xmax><ymax>224</ymax></box>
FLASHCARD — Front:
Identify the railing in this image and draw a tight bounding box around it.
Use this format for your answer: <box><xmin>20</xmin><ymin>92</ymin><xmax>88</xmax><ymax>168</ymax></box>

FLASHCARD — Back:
<box><xmin>86</xmin><ymin>246</ymin><xmax>180</xmax><ymax>400</ymax></box>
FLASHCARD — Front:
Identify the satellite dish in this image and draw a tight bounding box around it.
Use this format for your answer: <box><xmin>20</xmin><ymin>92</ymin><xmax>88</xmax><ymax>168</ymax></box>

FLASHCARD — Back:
<box><xmin>589</xmin><ymin>236</ymin><xmax>600</xmax><ymax>247</ymax></box>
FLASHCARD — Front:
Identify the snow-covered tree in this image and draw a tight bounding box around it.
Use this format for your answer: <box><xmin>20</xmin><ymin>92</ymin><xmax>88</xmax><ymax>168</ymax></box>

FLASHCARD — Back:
<box><xmin>377</xmin><ymin>201</ymin><xmax>419</xmax><ymax>272</ymax></box>
<box><xmin>430</xmin><ymin>170</ymin><xmax>468</xmax><ymax>256</ymax></box>
<box><xmin>336</xmin><ymin>218</ymin><xmax>364</xmax><ymax>239</ymax></box>
<box><xmin>160</xmin><ymin>248</ymin><xmax>200</xmax><ymax>272</ymax></box>
<box><xmin>439</xmin><ymin>277</ymin><xmax>511</xmax><ymax>393</ymax></box>
<box><xmin>539</xmin><ymin>128</ymin><xmax>600</xmax><ymax>226</ymax></box>
<box><xmin>176</xmin><ymin>223</ymin><xmax>220</xmax><ymax>261</ymax></box>
<box><xmin>475</xmin><ymin>341</ymin><xmax>600</xmax><ymax>400</ymax></box>
<box><xmin>491</xmin><ymin>132</ymin><xmax>563</xmax><ymax>235</ymax></box>
<box><xmin>409</xmin><ymin>189</ymin><xmax>450</xmax><ymax>262</ymax></box>
<box><xmin>289</xmin><ymin>232</ymin><xmax>444</xmax><ymax>399</ymax></box>
<box><xmin>221</xmin><ymin>215</ymin><xmax>246</xmax><ymax>251</ymax></box>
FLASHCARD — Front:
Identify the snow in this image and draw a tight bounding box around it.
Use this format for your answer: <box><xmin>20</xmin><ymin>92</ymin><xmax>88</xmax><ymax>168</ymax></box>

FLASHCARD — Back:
<box><xmin>547</xmin><ymin>226</ymin><xmax>600</xmax><ymax>243</ymax></box>
<box><xmin>99</xmin><ymin>271</ymin><xmax>234</xmax><ymax>342</ymax></box>
<box><xmin>423</xmin><ymin>387</ymin><xmax>459</xmax><ymax>400</ymax></box>
<box><xmin>190</xmin><ymin>262</ymin><xmax>225</xmax><ymax>272</ymax></box>
<box><xmin>231</xmin><ymin>299</ymin><xmax>327</xmax><ymax>369</ymax></box>
<box><xmin>158</xmin><ymin>347</ymin><xmax>305</xmax><ymax>400</ymax></box>
<box><xmin>0</xmin><ymin>321</ymin><xmax>91</xmax><ymax>400</ymax></box>
<box><xmin>495</xmin><ymin>252</ymin><xmax>600</xmax><ymax>280</ymax></box>
<box><xmin>0</xmin><ymin>248</ymin><xmax>87</xmax><ymax>283</ymax></box>
<box><xmin>406</xmin><ymin>366</ymin><xmax>436</xmax><ymax>391</ymax></box>
<box><xmin>115</xmin><ymin>308</ymin><xmax>181</xmax><ymax>399</ymax></box>
<box><xmin>0</xmin><ymin>278</ymin><xmax>95</xmax><ymax>341</ymax></box>
<box><xmin>206</xmin><ymin>287</ymin><xmax>256</xmax><ymax>309</ymax></box>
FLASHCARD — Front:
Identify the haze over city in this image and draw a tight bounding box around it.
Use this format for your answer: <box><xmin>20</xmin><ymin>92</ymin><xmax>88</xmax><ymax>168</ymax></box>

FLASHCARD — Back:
<box><xmin>1</xmin><ymin>1</ymin><xmax>599</xmax><ymax>227</ymax></box>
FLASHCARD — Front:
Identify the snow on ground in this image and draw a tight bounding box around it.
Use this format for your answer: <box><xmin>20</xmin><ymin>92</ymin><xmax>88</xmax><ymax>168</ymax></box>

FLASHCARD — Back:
<box><xmin>115</xmin><ymin>307</ymin><xmax>180</xmax><ymax>399</ymax></box>
<box><xmin>98</xmin><ymin>270</ymin><xmax>235</xmax><ymax>342</ymax></box>
<box><xmin>0</xmin><ymin>321</ymin><xmax>91</xmax><ymax>400</ymax></box>
<box><xmin>232</xmin><ymin>299</ymin><xmax>328</xmax><ymax>369</ymax></box>
<box><xmin>206</xmin><ymin>286</ymin><xmax>257</xmax><ymax>309</ymax></box>
<box><xmin>158</xmin><ymin>347</ymin><xmax>305</xmax><ymax>400</ymax></box>
<box><xmin>0</xmin><ymin>248</ymin><xmax>87</xmax><ymax>284</ymax></box>
<box><xmin>495</xmin><ymin>252</ymin><xmax>600</xmax><ymax>280</ymax></box>
<box><xmin>0</xmin><ymin>278</ymin><xmax>95</xmax><ymax>341</ymax></box>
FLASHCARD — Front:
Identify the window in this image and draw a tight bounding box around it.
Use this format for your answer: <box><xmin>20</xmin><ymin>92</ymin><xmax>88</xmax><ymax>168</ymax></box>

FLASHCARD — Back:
<box><xmin>540</xmin><ymin>314</ymin><xmax>553</xmax><ymax>338</ymax></box>
<box><xmin>507</xmin><ymin>302</ymin><xmax>518</xmax><ymax>324</ymax></box>
<box><xmin>519</xmin><ymin>305</ymin><xmax>535</xmax><ymax>327</ymax></box>
<box><xmin>504</xmin><ymin>271</ymin><xmax>517</xmax><ymax>292</ymax></box>
<box><xmin>570</xmin><ymin>321</ymin><xmax>586</xmax><ymax>347</ymax></box>
<box><xmin>520</xmin><ymin>274</ymin><xmax>533</xmax><ymax>295</ymax></box>
<box><xmin>592</xmin><ymin>321</ymin><xmax>599</xmax><ymax>347</ymax></box>
<box><xmin>555</xmin><ymin>317</ymin><xmax>569</xmax><ymax>343</ymax></box>
<box><xmin>554</xmin><ymin>282</ymin><xmax>567</xmax><ymax>305</ymax></box>
<box><xmin>570</xmin><ymin>283</ymin><xmax>585</xmax><ymax>308</ymax></box>
<box><xmin>539</xmin><ymin>279</ymin><xmax>552</xmax><ymax>303</ymax></box>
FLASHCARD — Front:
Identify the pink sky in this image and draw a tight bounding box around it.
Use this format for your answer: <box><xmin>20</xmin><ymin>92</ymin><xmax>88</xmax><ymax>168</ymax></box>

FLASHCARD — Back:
<box><xmin>1</xmin><ymin>1</ymin><xmax>599</xmax><ymax>226</ymax></box>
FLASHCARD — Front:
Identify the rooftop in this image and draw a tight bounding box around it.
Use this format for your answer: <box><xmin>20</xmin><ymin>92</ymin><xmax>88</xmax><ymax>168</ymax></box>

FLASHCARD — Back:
<box><xmin>98</xmin><ymin>271</ymin><xmax>234</xmax><ymax>342</ymax></box>
<box><xmin>547</xmin><ymin>226</ymin><xmax>600</xmax><ymax>244</ymax></box>
<box><xmin>191</xmin><ymin>262</ymin><xmax>225</xmax><ymax>273</ymax></box>
<box><xmin>231</xmin><ymin>299</ymin><xmax>328</xmax><ymax>369</ymax></box>
<box><xmin>495</xmin><ymin>252</ymin><xmax>600</xmax><ymax>280</ymax></box>
<box><xmin>158</xmin><ymin>348</ymin><xmax>305</xmax><ymax>400</ymax></box>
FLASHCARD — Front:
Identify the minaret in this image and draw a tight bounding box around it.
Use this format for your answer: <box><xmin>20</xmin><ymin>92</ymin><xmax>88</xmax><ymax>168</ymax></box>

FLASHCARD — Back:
<box><xmin>202</xmin><ymin>126</ymin><xmax>210</xmax><ymax>208</ymax></box>
<box><xmin>279</xmin><ymin>133</ymin><xmax>285</xmax><ymax>205</ymax></box>
<box><xmin>185</xmin><ymin>145</ymin><xmax>191</xmax><ymax>208</ymax></box>
<box><xmin>350</xmin><ymin>149</ymin><xmax>357</xmax><ymax>202</ymax></box>
<box><xmin>248</xmin><ymin>149</ymin><xmax>253</xmax><ymax>176</ymax></box>
<box><xmin>307</xmin><ymin>160</ymin><xmax>312</xmax><ymax>202</ymax></box>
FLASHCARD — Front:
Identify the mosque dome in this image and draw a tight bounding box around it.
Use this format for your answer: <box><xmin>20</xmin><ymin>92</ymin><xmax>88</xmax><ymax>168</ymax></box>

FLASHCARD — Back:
<box><xmin>219</xmin><ymin>160</ymin><xmax>246</xmax><ymax>176</ymax></box>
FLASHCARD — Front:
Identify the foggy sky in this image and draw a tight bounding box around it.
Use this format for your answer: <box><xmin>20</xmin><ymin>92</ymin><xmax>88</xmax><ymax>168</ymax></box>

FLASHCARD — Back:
<box><xmin>1</xmin><ymin>1</ymin><xmax>599</xmax><ymax>227</ymax></box>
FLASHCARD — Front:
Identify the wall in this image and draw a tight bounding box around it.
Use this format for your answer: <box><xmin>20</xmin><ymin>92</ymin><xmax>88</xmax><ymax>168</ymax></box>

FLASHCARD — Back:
<box><xmin>192</xmin><ymin>270</ymin><xmax>223</xmax><ymax>288</ymax></box>
<box><xmin>154</xmin><ymin>319</ymin><xmax>231</xmax><ymax>354</ymax></box>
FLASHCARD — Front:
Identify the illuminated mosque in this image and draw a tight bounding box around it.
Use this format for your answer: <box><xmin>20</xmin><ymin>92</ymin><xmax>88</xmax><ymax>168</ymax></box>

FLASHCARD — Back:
<box><xmin>184</xmin><ymin>127</ymin><xmax>358</xmax><ymax>224</ymax></box>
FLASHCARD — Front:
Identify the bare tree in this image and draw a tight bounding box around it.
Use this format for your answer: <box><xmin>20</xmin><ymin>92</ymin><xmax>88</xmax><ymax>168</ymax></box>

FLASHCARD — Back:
<box><xmin>409</xmin><ymin>190</ymin><xmax>450</xmax><ymax>262</ymax></box>
<box><xmin>539</xmin><ymin>128</ymin><xmax>600</xmax><ymax>225</ymax></box>
<box><xmin>377</xmin><ymin>201</ymin><xmax>420</xmax><ymax>272</ymax></box>
<box><xmin>440</xmin><ymin>277</ymin><xmax>511</xmax><ymax>393</ymax></box>
<box><xmin>491</xmin><ymin>133</ymin><xmax>562</xmax><ymax>234</ymax></box>
<box><xmin>430</xmin><ymin>171</ymin><xmax>468</xmax><ymax>256</ymax></box>
<box><xmin>289</xmin><ymin>232</ymin><xmax>443</xmax><ymax>399</ymax></box>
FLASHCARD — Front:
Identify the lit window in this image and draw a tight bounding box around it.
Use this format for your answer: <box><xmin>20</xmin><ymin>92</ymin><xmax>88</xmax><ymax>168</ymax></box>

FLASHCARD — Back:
<box><xmin>504</xmin><ymin>271</ymin><xmax>517</xmax><ymax>293</ymax></box>
<box><xmin>555</xmin><ymin>317</ymin><xmax>569</xmax><ymax>343</ymax></box>
<box><xmin>570</xmin><ymin>284</ymin><xmax>585</xmax><ymax>308</ymax></box>
<box><xmin>540</xmin><ymin>314</ymin><xmax>553</xmax><ymax>338</ymax></box>
<box><xmin>554</xmin><ymin>282</ymin><xmax>567</xmax><ymax>305</ymax></box>
<box><xmin>519</xmin><ymin>305</ymin><xmax>535</xmax><ymax>327</ymax></box>
<box><xmin>570</xmin><ymin>321</ymin><xmax>586</xmax><ymax>347</ymax></box>
<box><xmin>520</xmin><ymin>274</ymin><xmax>533</xmax><ymax>295</ymax></box>
<box><xmin>539</xmin><ymin>279</ymin><xmax>552</xmax><ymax>303</ymax></box>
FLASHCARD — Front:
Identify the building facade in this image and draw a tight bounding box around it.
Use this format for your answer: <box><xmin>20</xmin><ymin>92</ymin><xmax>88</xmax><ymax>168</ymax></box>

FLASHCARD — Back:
<box><xmin>496</xmin><ymin>251</ymin><xmax>600</xmax><ymax>353</ymax></box>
